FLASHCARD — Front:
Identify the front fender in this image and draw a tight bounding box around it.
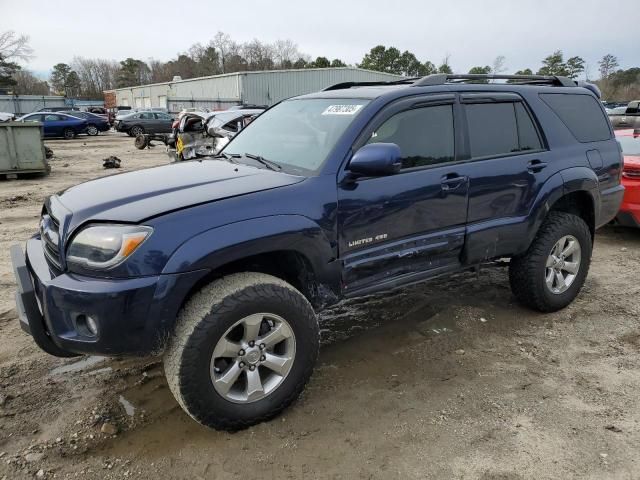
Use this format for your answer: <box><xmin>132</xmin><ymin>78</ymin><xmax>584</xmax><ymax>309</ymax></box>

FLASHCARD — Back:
<box><xmin>162</xmin><ymin>214</ymin><xmax>340</xmax><ymax>291</ymax></box>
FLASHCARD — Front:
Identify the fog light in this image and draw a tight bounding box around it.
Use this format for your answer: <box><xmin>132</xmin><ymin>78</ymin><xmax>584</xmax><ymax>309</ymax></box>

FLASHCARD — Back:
<box><xmin>75</xmin><ymin>313</ymin><xmax>99</xmax><ymax>337</ymax></box>
<box><xmin>86</xmin><ymin>316</ymin><xmax>99</xmax><ymax>336</ymax></box>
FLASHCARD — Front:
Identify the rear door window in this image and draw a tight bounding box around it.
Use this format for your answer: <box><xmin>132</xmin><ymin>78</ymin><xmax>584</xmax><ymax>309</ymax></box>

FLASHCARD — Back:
<box><xmin>465</xmin><ymin>103</ymin><xmax>519</xmax><ymax>158</ymax></box>
<box><xmin>466</xmin><ymin>102</ymin><xmax>543</xmax><ymax>158</ymax></box>
<box><xmin>540</xmin><ymin>93</ymin><xmax>611</xmax><ymax>142</ymax></box>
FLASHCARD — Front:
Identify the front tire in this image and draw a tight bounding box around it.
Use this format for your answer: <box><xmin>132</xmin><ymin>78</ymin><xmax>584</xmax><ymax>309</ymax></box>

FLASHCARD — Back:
<box><xmin>130</xmin><ymin>125</ymin><xmax>144</xmax><ymax>136</ymax></box>
<box><xmin>86</xmin><ymin>124</ymin><xmax>99</xmax><ymax>136</ymax></box>
<box><xmin>63</xmin><ymin>128</ymin><xmax>75</xmax><ymax>140</ymax></box>
<box><xmin>164</xmin><ymin>273</ymin><xmax>319</xmax><ymax>431</ymax></box>
<box><xmin>509</xmin><ymin>211</ymin><xmax>592</xmax><ymax>312</ymax></box>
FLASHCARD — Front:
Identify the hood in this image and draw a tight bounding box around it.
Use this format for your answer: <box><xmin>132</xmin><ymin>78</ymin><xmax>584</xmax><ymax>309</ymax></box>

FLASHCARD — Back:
<box><xmin>56</xmin><ymin>160</ymin><xmax>305</xmax><ymax>230</ymax></box>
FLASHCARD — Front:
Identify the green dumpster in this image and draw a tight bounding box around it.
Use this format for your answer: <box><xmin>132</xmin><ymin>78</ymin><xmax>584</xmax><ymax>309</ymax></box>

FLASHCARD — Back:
<box><xmin>0</xmin><ymin>121</ymin><xmax>49</xmax><ymax>177</ymax></box>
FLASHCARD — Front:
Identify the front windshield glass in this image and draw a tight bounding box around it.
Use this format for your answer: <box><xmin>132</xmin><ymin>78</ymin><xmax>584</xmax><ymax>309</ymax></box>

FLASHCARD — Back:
<box><xmin>223</xmin><ymin>98</ymin><xmax>370</xmax><ymax>175</ymax></box>
<box><xmin>617</xmin><ymin>134</ymin><xmax>640</xmax><ymax>155</ymax></box>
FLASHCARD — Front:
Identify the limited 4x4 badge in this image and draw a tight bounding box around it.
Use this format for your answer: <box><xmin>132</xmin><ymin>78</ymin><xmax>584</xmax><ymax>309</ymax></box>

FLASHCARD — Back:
<box><xmin>348</xmin><ymin>233</ymin><xmax>388</xmax><ymax>249</ymax></box>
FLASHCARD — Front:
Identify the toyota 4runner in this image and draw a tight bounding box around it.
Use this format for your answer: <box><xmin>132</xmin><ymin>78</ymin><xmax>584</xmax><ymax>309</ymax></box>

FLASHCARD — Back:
<box><xmin>11</xmin><ymin>74</ymin><xmax>624</xmax><ymax>430</ymax></box>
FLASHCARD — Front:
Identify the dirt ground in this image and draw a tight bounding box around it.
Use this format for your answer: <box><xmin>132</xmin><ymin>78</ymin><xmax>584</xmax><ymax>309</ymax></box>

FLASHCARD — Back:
<box><xmin>1</xmin><ymin>132</ymin><xmax>639</xmax><ymax>480</ymax></box>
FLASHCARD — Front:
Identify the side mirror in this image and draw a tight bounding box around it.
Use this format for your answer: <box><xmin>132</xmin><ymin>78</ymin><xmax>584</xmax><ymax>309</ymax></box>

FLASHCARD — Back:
<box><xmin>348</xmin><ymin>143</ymin><xmax>402</xmax><ymax>177</ymax></box>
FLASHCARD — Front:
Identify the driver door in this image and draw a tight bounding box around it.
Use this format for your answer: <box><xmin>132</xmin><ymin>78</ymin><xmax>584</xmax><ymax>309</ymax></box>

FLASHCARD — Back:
<box><xmin>337</xmin><ymin>95</ymin><xmax>471</xmax><ymax>296</ymax></box>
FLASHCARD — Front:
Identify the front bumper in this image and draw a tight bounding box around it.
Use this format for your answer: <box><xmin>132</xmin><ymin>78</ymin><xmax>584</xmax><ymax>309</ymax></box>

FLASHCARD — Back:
<box><xmin>11</xmin><ymin>238</ymin><xmax>207</xmax><ymax>357</ymax></box>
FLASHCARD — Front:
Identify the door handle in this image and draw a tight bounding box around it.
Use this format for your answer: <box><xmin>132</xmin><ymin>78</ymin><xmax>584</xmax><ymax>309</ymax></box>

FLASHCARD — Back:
<box><xmin>440</xmin><ymin>174</ymin><xmax>467</xmax><ymax>191</ymax></box>
<box><xmin>527</xmin><ymin>159</ymin><xmax>547</xmax><ymax>173</ymax></box>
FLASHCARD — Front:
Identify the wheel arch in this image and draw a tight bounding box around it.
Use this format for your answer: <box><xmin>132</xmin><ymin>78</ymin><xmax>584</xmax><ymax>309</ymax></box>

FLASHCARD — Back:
<box><xmin>162</xmin><ymin>215</ymin><xmax>342</xmax><ymax>310</ymax></box>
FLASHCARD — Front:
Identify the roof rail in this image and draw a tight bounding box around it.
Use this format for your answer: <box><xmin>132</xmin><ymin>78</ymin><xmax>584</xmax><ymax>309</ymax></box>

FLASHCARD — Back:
<box><xmin>322</xmin><ymin>78</ymin><xmax>420</xmax><ymax>91</ymax></box>
<box><xmin>413</xmin><ymin>73</ymin><xmax>576</xmax><ymax>87</ymax></box>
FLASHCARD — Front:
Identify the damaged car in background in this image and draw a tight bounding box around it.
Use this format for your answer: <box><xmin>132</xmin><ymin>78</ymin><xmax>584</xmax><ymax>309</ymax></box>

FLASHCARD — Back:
<box><xmin>173</xmin><ymin>108</ymin><xmax>264</xmax><ymax>161</ymax></box>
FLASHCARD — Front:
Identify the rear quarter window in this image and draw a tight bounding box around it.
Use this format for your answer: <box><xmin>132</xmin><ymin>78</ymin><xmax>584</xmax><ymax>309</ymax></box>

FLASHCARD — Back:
<box><xmin>539</xmin><ymin>93</ymin><xmax>611</xmax><ymax>143</ymax></box>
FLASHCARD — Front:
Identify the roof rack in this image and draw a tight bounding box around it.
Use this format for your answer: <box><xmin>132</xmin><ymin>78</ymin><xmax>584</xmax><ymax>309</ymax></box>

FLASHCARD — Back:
<box><xmin>412</xmin><ymin>73</ymin><xmax>576</xmax><ymax>87</ymax></box>
<box><xmin>322</xmin><ymin>78</ymin><xmax>421</xmax><ymax>91</ymax></box>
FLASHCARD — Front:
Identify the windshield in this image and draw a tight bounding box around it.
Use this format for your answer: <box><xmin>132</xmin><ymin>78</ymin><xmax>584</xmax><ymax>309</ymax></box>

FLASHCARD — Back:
<box><xmin>223</xmin><ymin>98</ymin><xmax>370</xmax><ymax>175</ymax></box>
<box><xmin>617</xmin><ymin>134</ymin><xmax>640</xmax><ymax>156</ymax></box>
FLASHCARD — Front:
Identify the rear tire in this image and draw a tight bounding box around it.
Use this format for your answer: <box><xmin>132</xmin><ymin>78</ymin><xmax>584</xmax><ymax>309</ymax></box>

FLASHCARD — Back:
<box><xmin>86</xmin><ymin>124</ymin><xmax>99</xmax><ymax>136</ymax></box>
<box><xmin>509</xmin><ymin>211</ymin><xmax>592</xmax><ymax>312</ymax></box>
<box><xmin>130</xmin><ymin>125</ymin><xmax>144</xmax><ymax>136</ymax></box>
<box><xmin>164</xmin><ymin>272</ymin><xmax>319</xmax><ymax>431</ymax></box>
<box><xmin>63</xmin><ymin>128</ymin><xmax>75</xmax><ymax>140</ymax></box>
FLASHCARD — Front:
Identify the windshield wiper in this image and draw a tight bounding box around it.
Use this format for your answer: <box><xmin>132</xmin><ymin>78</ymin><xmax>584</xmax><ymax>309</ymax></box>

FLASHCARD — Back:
<box><xmin>211</xmin><ymin>152</ymin><xmax>241</xmax><ymax>163</ymax></box>
<box><xmin>243</xmin><ymin>153</ymin><xmax>282</xmax><ymax>171</ymax></box>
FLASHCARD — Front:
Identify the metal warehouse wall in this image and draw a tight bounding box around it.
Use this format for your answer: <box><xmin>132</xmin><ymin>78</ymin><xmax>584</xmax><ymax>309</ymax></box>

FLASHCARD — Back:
<box><xmin>241</xmin><ymin>68</ymin><xmax>403</xmax><ymax>105</ymax></box>
<box><xmin>0</xmin><ymin>95</ymin><xmax>65</xmax><ymax>115</ymax></box>
<box><xmin>112</xmin><ymin>68</ymin><xmax>404</xmax><ymax>111</ymax></box>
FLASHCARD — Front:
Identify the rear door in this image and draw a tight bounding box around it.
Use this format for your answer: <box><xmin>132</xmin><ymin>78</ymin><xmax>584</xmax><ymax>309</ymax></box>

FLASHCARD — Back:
<box><xmin>337</xmin><ymin>94</ymin><xmax>472</xmax><ymax>296</ymax></box>
<box><xmin>459</xmin><ymin>94</ymin><xmax>554</xmax><ymax>263</ymax></box>
<box><xmin>139</xmin><ymin>112</ymin><xmax>156</xmax><ymax>132</ymax></box>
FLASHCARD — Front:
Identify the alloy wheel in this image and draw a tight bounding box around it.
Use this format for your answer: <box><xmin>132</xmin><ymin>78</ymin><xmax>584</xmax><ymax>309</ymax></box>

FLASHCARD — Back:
<box><xmin>545</xmin><ymin>235</ymin><xmax>581</xmax><ymax>294</ymax></box>
<box><xmin>210</xmin><ymin>313</ymin><xmax>296</xmax><ymax>403</ymax></box>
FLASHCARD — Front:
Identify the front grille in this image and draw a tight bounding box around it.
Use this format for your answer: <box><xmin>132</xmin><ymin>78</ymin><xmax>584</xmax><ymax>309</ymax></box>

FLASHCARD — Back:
<box><xmin>40</xmin><ymin>208</ymin><xmax>62</xmax><ymax>269</ymax></box>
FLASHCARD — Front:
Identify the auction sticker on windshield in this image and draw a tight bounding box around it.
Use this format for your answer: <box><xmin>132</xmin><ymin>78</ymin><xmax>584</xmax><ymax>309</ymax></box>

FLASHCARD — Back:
<box><xmin>322</xmin><ymin>104</ymin><xmax>364</xmax><ymax>115</ymax></box>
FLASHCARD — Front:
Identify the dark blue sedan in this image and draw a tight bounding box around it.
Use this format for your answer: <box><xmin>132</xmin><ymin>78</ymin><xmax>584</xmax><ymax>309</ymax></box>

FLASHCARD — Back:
<box><xmin>18</xmin><ymin>112</ymin><xmax>87</xmax><ymax>139</ymax></box>
<box><xmin>61</xmin><ymin>111</ymin><xmax>110</xmax><ymax>136</ymax></box>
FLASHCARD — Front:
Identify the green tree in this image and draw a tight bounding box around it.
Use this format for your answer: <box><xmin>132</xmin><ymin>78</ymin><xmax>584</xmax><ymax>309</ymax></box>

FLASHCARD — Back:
<box><xmin>292</xmin><ymin>58</ymin><xmax>308</xmax><ymax>69</ymax></box>
<box><xmin>468</xmin><ymin>65</ymin><xmax>492</xmax><ymax>74</ymax></box>
<box><xmin>468</xmin><ymin>65</ymin><xmax>492</xmax><ymax>83</ymax></box>
<box><xmin>398</xmin><ymin>51</ymin><xmax>426</xmax><ymax>76</ymax></box>
<box><xmin>309</xmin><ymin>56</ymin><xmax>330</xmax><ymax>68</ymax></box>
<box><xmin>438</xmin><ymin>63</ymin><xmax>453</xmax><ymax>74</ymax></box>
<box><xmin>50</xmin><ymin>63</ymin><xmax>72</xmax><ymax>94</ymax></box>
<box><xmin>537</xmin><ymin>50</ymin><xmax>569</xmax><ymax>76</ymax></box>
<box><xmin>423</xmin><ymin>61</ymin><xmax>437</xmax><ymax>75</ymax></box>
<box><xmin>117</xmin><ymin>58</ymin><xmax>150</xmax><ymax>87</ymax></box>
<box><xmin>515</xmin><ymin>68</ymin><xmax>533</xmax><ymax>75</ymax></box>
<box><xmin>330</xmin><ymin>58</ymin><xmax>347</xmax><ymax>68</ymax></box>
<box><xmin>0</xmin><ymin>53</ymin><xmax>20</xmax><ymax>90</ymax></box>
<box><xmin>565</xmin><ymin>56</ymin><xmax>585</xmax><ymax>79</ymax></box>
<box><xmin>65</xmin><ymin>71</ymin><xmax>81</xmax><ymax>97</ymax></box>
<box><xmin>359</xmin><ymin>45</ymin><xmax>402</xmax><ymax>74</ymax></box>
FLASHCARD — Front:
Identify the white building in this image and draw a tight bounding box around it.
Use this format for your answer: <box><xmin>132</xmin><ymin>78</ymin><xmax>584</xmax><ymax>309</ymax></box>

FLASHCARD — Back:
<box><xmin>105</xmin><ymin>67</ymin><xmax>404</xmax><ymax>112</ymax></box>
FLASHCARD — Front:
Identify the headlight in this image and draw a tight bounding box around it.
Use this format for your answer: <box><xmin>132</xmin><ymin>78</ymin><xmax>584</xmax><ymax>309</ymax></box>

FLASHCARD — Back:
<box><xmin>67</xmin><ymin>225</ymin><xmax>153</xmax><ymax>270</ymax></box>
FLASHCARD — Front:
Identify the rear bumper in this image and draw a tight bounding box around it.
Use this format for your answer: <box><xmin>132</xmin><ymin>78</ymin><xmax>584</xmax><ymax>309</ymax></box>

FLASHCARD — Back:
<box><xmin>11</xmin><ymin>238</ymin><xmax>208</xmax><ymax>357</ymax></box>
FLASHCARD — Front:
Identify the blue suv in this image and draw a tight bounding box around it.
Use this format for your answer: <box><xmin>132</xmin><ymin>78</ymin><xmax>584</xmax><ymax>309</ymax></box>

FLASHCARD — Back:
<box><xmin>11</xmin><ymin>74</ymin><xmax>624</xmax><ymax>430</ymax></box>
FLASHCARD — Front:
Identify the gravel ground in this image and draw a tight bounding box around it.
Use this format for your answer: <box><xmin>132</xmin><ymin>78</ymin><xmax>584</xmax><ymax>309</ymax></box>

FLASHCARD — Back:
<box><xmin>0</xmin><ymin>133</ymin><xmax>639</xmax><ymax>480</ymax></box>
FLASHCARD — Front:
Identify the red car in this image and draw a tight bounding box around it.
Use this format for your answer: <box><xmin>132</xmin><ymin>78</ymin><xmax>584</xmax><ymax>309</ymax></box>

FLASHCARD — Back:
<box><xmin>615</xmin><ymin>129</ymin><xmax>640</xmax><ymax>227</ymax></box>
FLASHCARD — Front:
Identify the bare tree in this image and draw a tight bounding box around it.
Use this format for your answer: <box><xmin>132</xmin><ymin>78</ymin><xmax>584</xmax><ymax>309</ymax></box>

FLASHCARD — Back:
<box><xmin>273</xmin><ymin>39</ymin><xmax>300</xmax><ymax>68</ymax></box>
<box><xmin>12</xmin><ymin>69</ymin><xmax>49</xmax><ymax>95</ymax></box>
<box><xmin>71</xmin><ymin>57</ymin><xmax>119</xmax><ymax>97</ymax></box>
<box><xmin>598</xmin><ymin>54</ymin><xmax>619</xmax><ymax>80</ymax></box>
<box><xmin>0</xmin><ymin>30</ymin><xmax>34</xmax><ymax>62</ymax></box>
<box><xmin>492</xmin><ymin>55</ymin><xmax>507</xmax><ymax>75</ymax></box>
<box><xmin>242</xmin><ymin>39</ymin><xmax>275</xmax><ymax>70</ymax></box>
<box><xmin>212</xmin><ymin>31</ymin><xmax>235</xmax><ymax>73</ymax></box>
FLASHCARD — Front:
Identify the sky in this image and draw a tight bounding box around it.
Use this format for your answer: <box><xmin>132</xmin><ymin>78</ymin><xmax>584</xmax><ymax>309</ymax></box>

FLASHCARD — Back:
<box><xmin>2</xmin><ymin>0</ymin><xmax>637</xmax><ymax>79</ymax></box>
